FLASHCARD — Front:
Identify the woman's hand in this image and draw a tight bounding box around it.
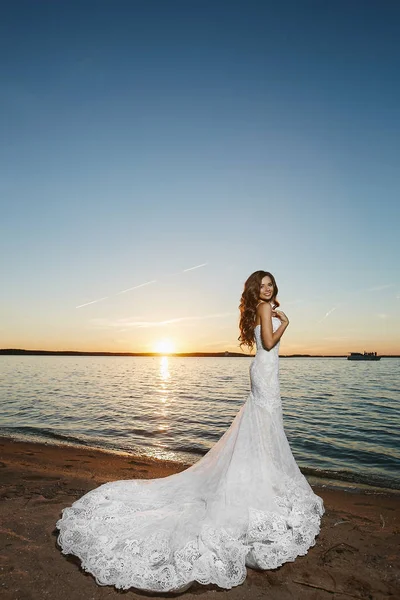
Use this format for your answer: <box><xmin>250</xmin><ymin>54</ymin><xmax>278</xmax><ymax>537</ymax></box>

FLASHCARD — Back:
<box><xmin>272</xmin><ymin>310</ymin><xmax>289</xmax><ymax>325</ymax></box>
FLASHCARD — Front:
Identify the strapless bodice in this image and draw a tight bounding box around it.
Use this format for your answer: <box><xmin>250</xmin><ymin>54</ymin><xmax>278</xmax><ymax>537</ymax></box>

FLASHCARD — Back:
<box><xmin>254</xmin><ymin>316</ymin><xmax>282</xmax><ymax>356</ymax></box>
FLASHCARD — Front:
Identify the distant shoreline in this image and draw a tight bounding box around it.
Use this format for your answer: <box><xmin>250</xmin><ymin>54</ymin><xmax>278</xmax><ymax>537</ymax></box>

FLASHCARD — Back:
<box><xmin>1</xmin><ymin>348</ymin><xmax>399</xmax><ymax>358</ymax></box>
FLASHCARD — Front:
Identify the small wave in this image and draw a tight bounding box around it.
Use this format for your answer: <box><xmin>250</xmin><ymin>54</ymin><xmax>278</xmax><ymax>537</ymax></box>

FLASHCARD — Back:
<box><xmin>0</xmin><ymin>425</ymin><xmax>93</xmax><ymax>447</ymax></box>
<box><xmin>301</xmin><ymin>465</ymin><xmax>400</xmax><ymax>491</ymax></box>
<box><xmin>172</xmin><ymin>443</ymin><xmax>210</xmax><ymax>456</ymax></box>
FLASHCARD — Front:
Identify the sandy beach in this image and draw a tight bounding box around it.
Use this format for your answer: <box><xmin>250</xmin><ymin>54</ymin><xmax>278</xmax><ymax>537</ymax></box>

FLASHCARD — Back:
<box><xmin>0</xmin><ymin>436</ymin><xmax>399</xmax><ymax>600</ymax></box>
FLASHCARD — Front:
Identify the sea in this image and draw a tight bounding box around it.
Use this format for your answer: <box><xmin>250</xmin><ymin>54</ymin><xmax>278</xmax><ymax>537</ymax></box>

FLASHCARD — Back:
<box><xmin>1</xmin><ymin>355</ymin><xmax>399</xmax><ymax>491</ymax></box>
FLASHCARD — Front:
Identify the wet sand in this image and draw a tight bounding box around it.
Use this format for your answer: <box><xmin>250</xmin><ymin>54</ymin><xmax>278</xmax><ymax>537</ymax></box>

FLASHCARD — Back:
<box><xmin>0</xmin><ymin>436</ymin><xmax>399</xmax><ymax>599</ymax></box>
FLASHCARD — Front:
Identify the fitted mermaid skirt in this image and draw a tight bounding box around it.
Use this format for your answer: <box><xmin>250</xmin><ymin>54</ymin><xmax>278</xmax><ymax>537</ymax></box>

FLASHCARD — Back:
<box><xmin>56</xmin><ymin>317</ymin><xmax>325</xmax><ymax>592</ymax></box>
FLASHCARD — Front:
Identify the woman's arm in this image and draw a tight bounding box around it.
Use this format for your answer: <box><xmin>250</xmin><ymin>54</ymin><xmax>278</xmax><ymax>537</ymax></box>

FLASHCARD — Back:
<box><xmin>258</xmin><ymin>303</ymin><xmax>289</xmax><ymax>350</ymax></box>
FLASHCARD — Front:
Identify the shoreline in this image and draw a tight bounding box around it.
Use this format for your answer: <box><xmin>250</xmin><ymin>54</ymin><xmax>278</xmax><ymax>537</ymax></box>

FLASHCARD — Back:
<box><xmin>1</xmin><ymin>436</ymin><xmax>399</xmax><ymax>599</ymax></box>
<box><xmin>1</xmin><ymin>433</ymin><xmax>399</xmax><ymax>495</ymax></box>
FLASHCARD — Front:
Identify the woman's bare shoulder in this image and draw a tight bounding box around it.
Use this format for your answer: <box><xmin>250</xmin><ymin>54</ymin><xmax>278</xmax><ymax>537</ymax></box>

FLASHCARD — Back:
<box><xmin>257</xmin><ymin>301</ymin><xmax>272</xmax><ymax>316</ymax></box>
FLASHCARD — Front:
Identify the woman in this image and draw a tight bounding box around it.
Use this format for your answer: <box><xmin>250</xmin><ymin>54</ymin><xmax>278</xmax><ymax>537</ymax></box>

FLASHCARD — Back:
<box><xmin>56</xmin><ymin>270</ymin><xmax>324</xmax><ymax>593</ymax></box>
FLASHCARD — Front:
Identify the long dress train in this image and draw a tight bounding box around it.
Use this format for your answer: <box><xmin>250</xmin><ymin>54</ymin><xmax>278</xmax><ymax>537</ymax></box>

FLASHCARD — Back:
<box><xmin>56</xmin><ymin>315</ymin><xmax>325</xmax><ymax>592</ymax></box>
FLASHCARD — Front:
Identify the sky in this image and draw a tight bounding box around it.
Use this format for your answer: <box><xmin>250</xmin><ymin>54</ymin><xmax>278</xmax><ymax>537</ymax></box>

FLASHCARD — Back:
<box><xmin>0</xmin><ymin>0</ymin><xmax>399</xmax><ymax>356</ymax></box>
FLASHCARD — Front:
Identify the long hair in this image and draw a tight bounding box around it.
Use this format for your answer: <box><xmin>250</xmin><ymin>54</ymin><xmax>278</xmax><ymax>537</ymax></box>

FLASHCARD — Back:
<box><xmin>238</xmin><ymin>270</ymin><xmax>280</xmax><ymax>351</ymax></box>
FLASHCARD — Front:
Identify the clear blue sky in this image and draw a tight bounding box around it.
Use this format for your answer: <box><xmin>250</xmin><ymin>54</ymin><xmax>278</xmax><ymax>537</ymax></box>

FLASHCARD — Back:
<box><xmin>1</xmin><ymin>0</ymin><xmax>399</xmax><ymax>354</ymax></box>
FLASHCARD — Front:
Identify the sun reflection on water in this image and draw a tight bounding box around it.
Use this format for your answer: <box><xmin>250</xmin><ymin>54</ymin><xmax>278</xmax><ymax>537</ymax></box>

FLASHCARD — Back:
<box><xmin>152</xmin><ymin>356</ymin><xmax>173</xmax><ymax>458</ymax></box>
<box><xmin>160</xmin><ymin>356</ymin><xmax>170</xmax><ymax>381</ymax></box>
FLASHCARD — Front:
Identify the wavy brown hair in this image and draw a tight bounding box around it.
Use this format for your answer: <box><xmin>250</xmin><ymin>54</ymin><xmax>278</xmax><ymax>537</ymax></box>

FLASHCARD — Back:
<box><xmin>238</xmin><ymin>271</ymin><xmax>280</xmax><ymax>351</ymax></box>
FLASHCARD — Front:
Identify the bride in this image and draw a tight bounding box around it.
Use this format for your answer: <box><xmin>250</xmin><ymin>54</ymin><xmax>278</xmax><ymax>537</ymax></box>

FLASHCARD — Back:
<box><xmin>56</xmin><ymin>270</ymin><xmax>325</xmax><ymax>593</ymax></box>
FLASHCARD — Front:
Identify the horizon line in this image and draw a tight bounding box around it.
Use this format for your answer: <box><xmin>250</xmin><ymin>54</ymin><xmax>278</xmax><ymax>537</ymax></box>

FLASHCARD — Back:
<box><xmin>1</xmin><ymin>348</ymin><xmax>399</xmax><ymax>358</ymax></box>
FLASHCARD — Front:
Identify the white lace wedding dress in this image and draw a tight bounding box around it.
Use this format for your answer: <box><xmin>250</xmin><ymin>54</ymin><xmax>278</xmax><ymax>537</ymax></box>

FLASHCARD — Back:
<box><xmin>56</xmin><ymin>315</ymin><xmax>325</xmax><ymax>592</ymax></box>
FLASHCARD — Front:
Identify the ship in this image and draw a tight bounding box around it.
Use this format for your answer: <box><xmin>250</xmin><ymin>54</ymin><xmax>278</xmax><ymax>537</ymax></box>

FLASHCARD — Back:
<box><xmin>347</xmin><ymin>352</ymin><xmax>381</xmax><ymax>361</ymax></box>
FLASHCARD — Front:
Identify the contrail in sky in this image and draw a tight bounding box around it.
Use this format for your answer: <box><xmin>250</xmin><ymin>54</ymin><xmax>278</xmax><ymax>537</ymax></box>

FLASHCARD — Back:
<box><xmin>76</xmin><ymin>263</ymin><xmax>207</xmax><ymax>308</ymax></box>
<box><xmin>76</xmin><ymin>297</ymin><xmax>109</xmax><ymax>309</ymax></box>
<box><xmin>116</xmin><ymin>280</ymin><xmax>157</xmax><ymax>295</ymax></box>
<box><xmin>183</xmin><ymin>263</ymin><xmax>207</xmax><ymax>272</ymax></box>
<box><xmin>316</xmin><ymin>306</ymin><xmax>339</xmax><ymax>324</ymax></box>
<box><xmin>366</xmin><ymin>283</ymin><xmax>393</xmax><ymax>292</ymax></box>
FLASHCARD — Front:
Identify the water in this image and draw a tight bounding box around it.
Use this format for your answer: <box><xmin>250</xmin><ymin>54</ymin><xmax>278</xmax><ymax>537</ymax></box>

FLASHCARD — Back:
<box><xmin>1</xmin><ymin>355</ymin><xmax>399</xmax><ymax>490</ymax></box>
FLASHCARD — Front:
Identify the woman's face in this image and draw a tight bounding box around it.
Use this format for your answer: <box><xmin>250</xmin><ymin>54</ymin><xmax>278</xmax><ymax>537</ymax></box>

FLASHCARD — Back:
<box><xmin>259</xmin><ymin>276</ymin><xmax>274</xmax><ymax>302</ymax></box>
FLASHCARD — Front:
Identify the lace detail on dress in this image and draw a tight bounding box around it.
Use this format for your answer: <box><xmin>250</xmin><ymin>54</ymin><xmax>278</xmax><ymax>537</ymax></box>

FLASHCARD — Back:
<box><xmin>56</xmin><ymin>475</ymin><xmax>324</xmax><ymax>591</ymax></box>
<box><xmin>249</xmin><ymin>320</ymin><xmax>281</xmax><ymax>411</ymax></box>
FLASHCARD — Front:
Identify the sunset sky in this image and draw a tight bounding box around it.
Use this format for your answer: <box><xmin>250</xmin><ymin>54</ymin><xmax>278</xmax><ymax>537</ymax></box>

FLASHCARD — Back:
<box><xmin>1</xmin><ymin>1</ymin><xmax>399</xmax><ymax>356</ymax></box>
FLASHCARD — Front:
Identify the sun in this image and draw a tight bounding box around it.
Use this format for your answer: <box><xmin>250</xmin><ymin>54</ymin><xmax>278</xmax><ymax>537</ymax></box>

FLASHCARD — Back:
<box><xmin>154</xmin><ymin>338</ymin><xmax>176</xmax><ymax>354</ymax></box>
